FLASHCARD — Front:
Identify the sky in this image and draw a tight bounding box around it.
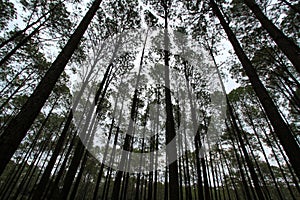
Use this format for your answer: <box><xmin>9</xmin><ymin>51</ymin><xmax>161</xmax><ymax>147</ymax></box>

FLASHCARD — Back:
<box><xmin>5</xmin><ymin>0</ymin><xmax>240</xmax><ymax>94</ymax></box>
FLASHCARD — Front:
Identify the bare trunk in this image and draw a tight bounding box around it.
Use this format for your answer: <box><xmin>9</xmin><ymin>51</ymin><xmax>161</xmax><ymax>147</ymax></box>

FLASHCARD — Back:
<box><xmin>210</xmin><ymin>0</ymin><xmax>300</xmax><ymax>180</ymax></box>
<box><xmin>243</xmin><ymin>0</ymin><xmax>300</xmax><ymax>74</ymax></box>
<box><xmin>0</xmin><ymin>0</ymin><xmax>103</xmax><ymax>175</ymax></box>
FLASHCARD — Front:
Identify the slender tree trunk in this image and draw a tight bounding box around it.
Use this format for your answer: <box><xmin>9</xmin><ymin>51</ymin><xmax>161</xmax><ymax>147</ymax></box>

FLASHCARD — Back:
<box><xmin>178</xmin><ymin>101</ymin><xmax>191</xmax><ymax>200</ymax></box>
<box><xmin>0</xmin><ymin>19</ymin><xmax>48</xmax><ymax>66</ymax></box>
<box><xmin>31</xmin><ymin>110</ymin><xmax>73</xmax><ymax>200</ymax></box>
<box><xmin>210</xmin><ymin>0</ymin><xmax>300</xmax><ymax>180</ymax></box>
<box><xmin>225</xmin><ymin>121</ymin><xmax>252</xmax><ymax>200</ymax></box>
<box><xmin>122</xmin><ymin>135</ymin><xmax>136</xmax><ymax>200</ymax></box>
<box><xmin>101</xmin><ymin>167</ymin><xmax>111</xmax><ymax>200</ymax></box>
<box><xmin>163</xmin><ymin>3</ymin><xmax>180</xmax><ymax>196</ymax></box>
<box><xmin>13</xmin><ymin>138</ymin><xmax>50</xmax><ymax>199</ymax></box>
<box><xmin>183</xmin><ymin>118</ymin><xmax>192</xmax><ymax>200</ymax></box>
<box><xmin>235</xmin><ymin>112</ymin><xmax>272</xmax><ymax>200</ymax></box>
<box><xmin>228</xmin><ymin>101</ymin><xmax>265</xmax><ymax>200</ymax></box>
<box><xmin>112</xmin><ymin>30</ymin><xmax>148</xmax><ymax>200</ymax></box>
<box><xmin>59</xmin><ymin>109</ymin><xmax>97</xmax><ymax>200</ymax></box>
<box><xmin>102</xmin><ymin>90</ymin><xmax>126</xmax><ymax>200</ymax></box>
<box><xmin>0</xmin><ymin>65</ymin><xmax>30</xmax><ymax>96</ymax></box>
<box><xmin>218</xmin><ymin>146</ymin><xmax>240</xmax><ymax>200</ymax></box>
<box><xmin>205</xmin><ymin>153</ymin><xmax>214</xmax><ymax>200</ymax></box>
<box><xmin>112</xmin><ymin>86</ymin><xmax>137</xmax><ymax>199</ymax></box>
<box><xmin>164</xmin><ymin>166</ymin><xmax>168</xmax><ymax>200</ymax></box>
<box><xmin>260</xmin><ymin>110</ymin><xmax>300</xmax><ymax>192</ymax></box>
<box><xmin>148</xmin><ymin>127</ymin><xmax>155</xmax><ymax>200</ymax></box>
<box><xmin>42</xmin><ymin>128</ymin><xmax>76</xmax><ymax>198</ymax></box>
<box><xmin>0</xmin><ymin>1</ymin><xmax>63</xmax><ymax>49</ymax></box>
<box><xmin>92</xmin><ymin>115</ymin><xmax>116</xmax><ymax>200</ymax></box>
<box><xmin>234</xmin><ymin>123</ymin><xmax>260</xmax><ymax>200</ymax></box>
<box><xmin>243</xmin><ymin>102</ymin><xmax>284</xmax><ymax>200</ymax></box>
<box><xmin>219</xmin><ymin>151</ymin><xmax>232</xmax><ymax>200</ymax></box>
<box><xmin>214</xmin><ymin>160</ymin><xmax>222</xmax><ymax>200</ymax></box>
<box><xmin>216</xmin><ymin>160</ymin><xmax>228</xmax><ymax>200</ymax></box>
<box><xmin>261</xmin><ymin>123</ymin><xmax>298</xmax><ymax>199</ymax></box>
<box><xmin>153</xmin><ymin>88</ymin><xmax>160</xmax><ymax>200</ymax></box>
<box><xmin>280</xmin><ymin>0</ymin><xmax>300</xmax><ymax>14</ymax></box>
<box><xmin>135</xmin><ymin>132</ymin><xmax>146</xmax><ymax>200</ymax></box>
<box><xmin>209</xmin><ymin>152</ymin><xmax>218</xmax><ymax>200</ymax></box>
<box><xmin>46</xmin><ymin>133</ymin><xmax>77</xmax><ymax>199</ymax></box>
<box><xmin>32</xmin><ymin>64</ymin><xmax>99</xmax><ymax>198</ymax></box>
<box><xmin>184</xmin><ymin>63</ymin><xmax>204</xmax><ymax>200</ymax></box>
<box><xmin>69</xmin><ymin>110</ymin><xmax>104</xmax><ymax>199</ymax></box>
<box><xmin>0</xmin><ymin>0</ymin><xmax>103</xmax><ymax>175</ymax></box>
<box><xmin>15</xmin><ymin>113</ymin><xmax>60</xmax><ymax>200</ymax></box>
<box><xmin>57</xmin><ymin>67</ymin><xmax>107</xmax><ymax>199</ymax></box>
<box><xmin>93</xmin><ymin>77</ymin><xmax>123</xmax><ymax>200</ymax></box>
<box><xmin>201</xmin><ymin>155</ymin><xmax>210</xmax><ymax>200</ymax></box>
<box><xmin>243</xmin><ymin>0</ymin><xmax>300</xmax><ymax>73</ymax></box>
<box><xmin>0</xmin><ymin>73</ymin><xmax>34</xmax><ymax>111</ymax></box>
<box><xmin>103</xmin><ymin>96</ymin><xmax>126</xmax><ymax>200</ymax></box>
<box><xmin>1</xmin><ymin>99</ymin><xmax>58</xmax><ymax>199</ymax></box>
<box><xmin>22</xmin><ymin>121</ymin><xmax>63</xmax><ymax>200</ymax></box>
<box><xmin>0</xmin><ymin>124</ymin><xmax>41</xmax><ymax>199</ymax></box>
<box><xmin>69</xmin><ymin>150</ymin><xmax>89</xmax><ymax>200</ymax></box>
<box><xmin>175</xmin><ymin>97</ymin><xmax>184</xmax><ymax>200</ymax></box>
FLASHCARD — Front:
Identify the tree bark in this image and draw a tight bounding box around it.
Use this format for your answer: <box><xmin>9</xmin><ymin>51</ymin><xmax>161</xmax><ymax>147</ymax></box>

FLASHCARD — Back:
<box><xmin>210</xmin><ymin>0</ymin><xmax>300</xmax><ymax>180</ymax></box>
<box><xmin>162</xmin><ymin>2</ymin><xmax>180</xmax><ymax>199</ymax></box>
<box><xmin>31</xmin><ymin>110</ymin><xmax>73</xmax><ymax>200</ymax></box>
<box><xmin>243</xmin><ymin>0</ymin><xmax>300</xmax><ymax>74</ymax></box>
<box><xmin>0</xmin><ymin>0</ymin><xmax>103</xmax><ymax>176</ymax></box>
<box><xmin>112</xmin><ymin>30</ymin><xmax>148</xmax><ymax>200</ymax></box>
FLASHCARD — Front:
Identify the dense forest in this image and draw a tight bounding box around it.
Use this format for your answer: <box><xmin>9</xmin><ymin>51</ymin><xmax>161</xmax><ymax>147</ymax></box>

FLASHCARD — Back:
<box><xmin>0</xmin><ymin>0</ymin><xmax>299</xmax><ymax>199</ymax></box>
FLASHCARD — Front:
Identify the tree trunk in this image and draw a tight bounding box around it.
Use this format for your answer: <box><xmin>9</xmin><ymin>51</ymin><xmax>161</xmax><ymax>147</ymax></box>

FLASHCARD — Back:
<box><xmin>69</xmin><ymin>150</ymin><xmax>89</xmax><ymax>200</ymax></box>
<box><xmin>218</xmin><ymin>146</ymin><xmax>240</xmax><ymax>200</ymax></box>
<box><xmin>46</xmin><ymin>132</ymin><xmax>77</xmax><ymax>199</ymax></box>
<box><xmin>0</xmin><ymin>0</ymin><xmax>103</xmax><ymax>176</ymax></box>
<box><xmin>0</xmin><ymin>1</ymin><xmax>62</xmax><ymax>49</ymax></box>
<box><xmin>31</xmin><ymin>78</ymin><xmax>95</xmax><ymax>198</ymax></box>
<box><xmin>225</xmin><ymin>121</ymin><xmax>252</xmax><ymax>200</ymax></box>
<box><xmin>31</xmin><ymin>111</ymin><xmax>73</xmax><ymax>200</ymax></box>
<box><xmin>210</xmin><ymin>0</ymin><xmax>300</xmax><ymax>180</ymax></box>
<box><xmin>243</xmin><ymin>0</ymin><xmax>300</xmax><ymax>73</ymax></box>
<box><xmin>0</xmin><ymin>19</ymin><xmax>48</xmax><ymax>66</ymax></box>
<box><xmin>228</xmin><ymin>101</ymin><xmax>265</xmax><ymax>200</ymax></box>
<box><xmin>162</xmin><ymin>2</ymin><xmax>179</xmax><ymax>199</ymax></box>
<box><xmin>112</xmin><ymin>31</ymin><xmax>148</xmax><ymax>200</ymax></box>
<box><xmin>153</xmin><ymin>89</ymin><xmax>160</xmax><ymax>200</ymax></box>
<box><xmin>244</xmin><ymin>102</ymin><xmax>284</xmax><ymax>200</ymax></box>
<box><xmin>59</xmin><ymin>108</ymin><xmax>98</xmax><ymax>200</ymax></box>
